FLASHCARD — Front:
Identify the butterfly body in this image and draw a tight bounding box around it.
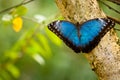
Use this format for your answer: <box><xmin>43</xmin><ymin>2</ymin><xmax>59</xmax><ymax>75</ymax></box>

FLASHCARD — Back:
<box><xmin>48</xmin><ymin>18</ymin><xmax>115</xmax><ymax>53</ymax></box>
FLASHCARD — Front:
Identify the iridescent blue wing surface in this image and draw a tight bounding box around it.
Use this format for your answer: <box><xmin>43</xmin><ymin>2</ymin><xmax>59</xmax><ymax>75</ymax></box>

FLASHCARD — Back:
<box><xmin>48</xmin><ymin>18</ymin><xmax>115</xmax><ymax>53</ymax></box>
<box><xmin>79</xmin><ymin>18</ymin><xmax>115</xmax><ymax>52</ymax></box>
<box><xmin>48</xmin><ymin>20</ymin><xmax>81</xmax><ymax>52</ymax></box>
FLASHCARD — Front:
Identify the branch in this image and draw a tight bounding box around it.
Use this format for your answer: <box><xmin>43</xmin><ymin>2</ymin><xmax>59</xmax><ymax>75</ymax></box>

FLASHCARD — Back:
<box><xmin>55</xmin><ymin>0</ymin><xmax>120</xmax><ymax>80</ymax></box>
<box><xmin>0</xmin><ymin>0</ymin><xmax>34</xmax><ymax>14</ymax></box>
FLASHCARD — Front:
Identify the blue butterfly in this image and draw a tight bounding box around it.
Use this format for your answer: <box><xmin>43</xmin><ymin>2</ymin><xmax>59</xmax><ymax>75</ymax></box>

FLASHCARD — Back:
<box><xmin>48</xmin><ymin>18</ymin><xmax>115</xmax><ymax>53</ymax></box>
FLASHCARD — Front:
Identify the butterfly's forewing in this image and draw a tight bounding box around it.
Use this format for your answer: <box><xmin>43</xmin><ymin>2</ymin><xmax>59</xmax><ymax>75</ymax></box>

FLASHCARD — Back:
<box><xmin>48</xmin><ymin>20</ymin><xmax>81</xmax><ymax>52</ymax></box>
<box><xmin>79</xmin><ymin>18</ymin><xmax>115</xmax><ymax>52</ymax></box>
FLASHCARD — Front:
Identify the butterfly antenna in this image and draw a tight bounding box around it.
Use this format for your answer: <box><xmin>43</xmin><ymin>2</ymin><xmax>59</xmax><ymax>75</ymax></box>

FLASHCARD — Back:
<box><xmin>106</xmin><ymin>0</ymin><xmax>120</xmax><ymax>5</ymax></box>
<box><xmin>99</xmin><ymin>0</ymin><xmax>120</xmax><ymax>14</ymax></box>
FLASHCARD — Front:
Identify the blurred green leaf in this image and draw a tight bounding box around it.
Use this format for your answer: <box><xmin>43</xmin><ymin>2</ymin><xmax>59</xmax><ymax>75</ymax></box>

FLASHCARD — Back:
<box><xmin>6</xmin><ymin>63</ymin><xmax>20</xmax><ymax>78</ymax></box>
<box><xmin>45</xmin><ymin>27</ymin><xmax>62</xmax><ymax>46</ymax></box>
<box><xmin>4</xmin><ymin>52</ymin><xmax>19</xmax><ymax>60</ymax></box>
<box><xmin>36</xmin><ymin>33</ymin><xmax>52</xmax><ymax>56</ymax></box>
<box><xmin>29</xmin><ymin>39</ymin><xmax>44</xmax><ymax>53</ymax></box>
<box><xmin>11</xmin><ymin>6</ymin><xmax>27</xmax><ymax>16</ymax></box>
<box><xmin>0</xmin><ymin>70</ymin><xmax>12</xmax><ymax>80</ymax></box>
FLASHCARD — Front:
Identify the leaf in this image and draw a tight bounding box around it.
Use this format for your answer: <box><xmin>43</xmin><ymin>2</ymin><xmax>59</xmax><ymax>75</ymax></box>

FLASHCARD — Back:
<box><xmin>45</xmin><ymin>27</ymin><xmax>62</xmax><ymax>46</ymax></box>
<box><xmin>36</xmin><ymin>33</ymin><xmax>52</xmax><ymax>58</ymax></box>
<box><xmin>16</xmin><ymin>6</ymin><xmax>27</xmax><ymax>16</ymax></box>
<box><xmin>36</xmin><ymin>33</ymin><xmax>51</xmax><ymax>53</ymax></box>
<box><xmin>6</xmin><ymin>63</ymin><xmax>20</xmax><ymax>78</ymax></box>
<box><xmin>12</xmin><ymin>17</ymin><xmax>23</xmax><ymax>32</ymax></box>
<box><xmin>11</xmin><ymin>6</ymin><xmax>27</xmax><ymax>16</ymax></box>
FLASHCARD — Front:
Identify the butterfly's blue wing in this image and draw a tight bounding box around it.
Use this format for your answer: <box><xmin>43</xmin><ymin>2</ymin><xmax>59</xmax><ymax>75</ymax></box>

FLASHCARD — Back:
<box><xmin>58</xmin><ymin>21</ymin><xmax>80</xmax><ymax>46</ymax></box>
<box><xmin>79</xmin><ymin>18</ymin><xmax>108</xmax><ymax>47</ymax></box>
<box><xmin>48</xmin><ymin>18</ymin><xmax>115</xmax><ymax>53</ymax></box>
<box><xmin>79</xmin><ymin>18</ymin><xmax>115</xmax><ymax>52</ymax></box>
<box><xmin>48</xmin><ymin>20</ymin><xmax>81</xmax><ymax>52</ymax></box>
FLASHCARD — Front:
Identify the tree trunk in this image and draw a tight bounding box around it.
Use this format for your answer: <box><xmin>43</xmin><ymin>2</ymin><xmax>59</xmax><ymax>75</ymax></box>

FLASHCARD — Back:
<box><xmin>55</xmin><ymin>0</ymin><xmax>120</xmax><ymax>80</ymax></box>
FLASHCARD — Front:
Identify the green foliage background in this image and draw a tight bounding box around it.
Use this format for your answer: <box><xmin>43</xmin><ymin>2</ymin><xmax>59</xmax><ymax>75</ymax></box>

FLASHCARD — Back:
<box><xmin>0</xmin><ymin>0</ymin><xmax>119</xmax><ymax>80</ymax></box>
